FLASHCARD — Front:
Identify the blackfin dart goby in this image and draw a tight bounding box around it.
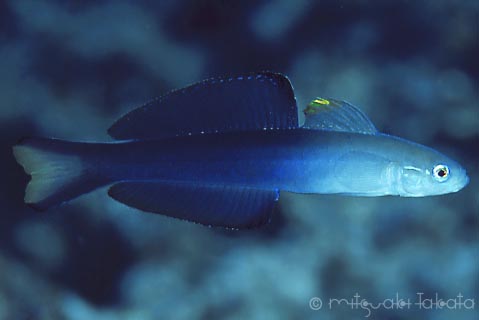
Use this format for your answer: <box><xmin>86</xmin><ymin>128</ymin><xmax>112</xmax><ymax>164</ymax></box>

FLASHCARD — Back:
<box><xmin>12</xmin><ymin>72</ymin><xmax>469</xmax><ymax>228</ymax></box>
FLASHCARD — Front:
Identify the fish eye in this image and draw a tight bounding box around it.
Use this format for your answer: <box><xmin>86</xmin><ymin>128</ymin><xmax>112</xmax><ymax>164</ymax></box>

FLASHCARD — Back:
<box><xmin>433</xmin><ymin>164</ymin><xmax>449</xmax><ymax>182</ymax></box>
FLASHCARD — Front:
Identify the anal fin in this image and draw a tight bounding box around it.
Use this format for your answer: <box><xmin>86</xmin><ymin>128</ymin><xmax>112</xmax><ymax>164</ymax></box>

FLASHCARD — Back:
<box><xmin>108</xmin><ymin>182</ymin><xmax>280</xmax><ymax>229</ymax></box>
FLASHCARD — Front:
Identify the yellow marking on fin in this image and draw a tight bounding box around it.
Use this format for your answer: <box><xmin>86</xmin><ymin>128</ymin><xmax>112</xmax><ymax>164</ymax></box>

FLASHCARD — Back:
<box><xmin>304</xmin><ymin>97</ymin><xmax>331</xmax><ymax>115</ymax></box>
<box><xmin>312</xmin><ymin>98</ymin><xmax>330</xmax><ymax>105</ymax></box>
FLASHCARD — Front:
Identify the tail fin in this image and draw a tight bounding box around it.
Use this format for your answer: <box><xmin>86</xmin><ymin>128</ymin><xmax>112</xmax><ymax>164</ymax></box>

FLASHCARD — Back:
<box><xmin>12</xmin><ymin>138</ymin><xmax>108</xmax><ymax>211</ymax></box>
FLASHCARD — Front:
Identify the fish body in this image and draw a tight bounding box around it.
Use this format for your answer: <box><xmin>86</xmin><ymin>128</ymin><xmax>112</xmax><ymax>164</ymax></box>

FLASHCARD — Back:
<box><xmin>13</xmin><ymin>72</ymin><xmax>469</xmax><ymax>228</ymax></box>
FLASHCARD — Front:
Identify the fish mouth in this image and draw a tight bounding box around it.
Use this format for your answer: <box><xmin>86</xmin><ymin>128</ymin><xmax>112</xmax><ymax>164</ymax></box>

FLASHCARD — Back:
<box><xmin>458</xmin><ymin>174</ymin><xmax>470</xmax><ymax>191</ymax></box>
<box><xmin>449</xmin><ymin>174</ymin><xmax>469</xmax><ymax>193</ymax></box>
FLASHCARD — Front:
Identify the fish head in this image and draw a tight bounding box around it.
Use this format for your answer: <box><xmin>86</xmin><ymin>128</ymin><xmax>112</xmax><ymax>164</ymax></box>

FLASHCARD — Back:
<box><xmin>396</xmin><ymin>146</ymin><xmax>469</xmax><ymax>197</ymax></box>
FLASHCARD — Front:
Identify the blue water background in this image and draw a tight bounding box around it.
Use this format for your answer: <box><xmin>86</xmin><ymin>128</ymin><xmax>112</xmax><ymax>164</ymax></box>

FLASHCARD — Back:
<box><xmin>0</xmin><ymin>1</ymin><xmax>477</xmax><ymax>319</ymax></box>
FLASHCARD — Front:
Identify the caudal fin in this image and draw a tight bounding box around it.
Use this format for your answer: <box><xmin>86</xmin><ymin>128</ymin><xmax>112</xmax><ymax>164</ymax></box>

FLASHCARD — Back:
<box><xmin>13</xmin><ymin>138</ymin><xmax>108</xmax><ymax>211</ymax></box>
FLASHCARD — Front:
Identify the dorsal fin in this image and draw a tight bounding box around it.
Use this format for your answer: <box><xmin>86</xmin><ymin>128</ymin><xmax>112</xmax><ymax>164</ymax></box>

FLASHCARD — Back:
<box><xmin>108</xmin><ymin>72</ymin><xmax>298</xmax><ymax>140</ymax></box>
<box><xmin>302</xmin><ymin>98</ymin><xmax>378</xmax><ymax>135</ymax></box>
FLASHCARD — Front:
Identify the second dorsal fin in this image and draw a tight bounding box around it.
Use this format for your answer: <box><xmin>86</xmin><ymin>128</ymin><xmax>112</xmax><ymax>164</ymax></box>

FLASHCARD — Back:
<box><xmin>108</xmin><ymin>72</ymin><xmax>299</xmax><ymax>140</ymax></box>
<box><xmin>302</xmin><ymin>98</ymin><xmax>378</xmax><ymax>135</ymax></box>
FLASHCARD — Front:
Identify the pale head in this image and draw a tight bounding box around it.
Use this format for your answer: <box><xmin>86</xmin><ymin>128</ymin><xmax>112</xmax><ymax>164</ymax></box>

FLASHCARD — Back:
<box><xmin>393</xmin><ymin>143</ymin><xmax>469</xmax><ymax>197</ymax></box>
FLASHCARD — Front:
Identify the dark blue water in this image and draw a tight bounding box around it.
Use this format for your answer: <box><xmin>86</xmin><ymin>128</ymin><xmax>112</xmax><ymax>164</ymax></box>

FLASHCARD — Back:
<box><xmin>1</xmin><ymin>1</ymin><xmax>477</xmax><ymax>319</ymax></box>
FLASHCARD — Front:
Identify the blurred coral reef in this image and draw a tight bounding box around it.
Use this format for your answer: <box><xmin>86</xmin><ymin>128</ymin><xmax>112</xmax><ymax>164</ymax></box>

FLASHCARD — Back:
<box><xmin>0</xmin><ymin>0</ymin><xmax>477</xmax><ymax>319</ymax></box>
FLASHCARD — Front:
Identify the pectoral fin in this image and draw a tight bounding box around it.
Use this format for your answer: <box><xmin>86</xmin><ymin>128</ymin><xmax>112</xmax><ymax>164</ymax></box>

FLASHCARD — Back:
<box><xmin>334</xmin><ymin>151</ymin><xmax>391</xmax><ymax>195</ymax></box>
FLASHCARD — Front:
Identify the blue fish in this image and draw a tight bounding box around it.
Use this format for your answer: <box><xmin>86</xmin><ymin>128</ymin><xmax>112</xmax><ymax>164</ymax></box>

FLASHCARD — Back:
<box><xmin>13</xmin><ymin>72</ymin><xmax>469</xmax><ymax>228</ymax></box>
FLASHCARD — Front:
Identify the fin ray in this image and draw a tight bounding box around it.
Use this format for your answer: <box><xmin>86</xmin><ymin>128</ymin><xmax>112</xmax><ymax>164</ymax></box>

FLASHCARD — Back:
<box><xmin>303</xmin><ymin>98</ymin><xmax>378</xmax><ymax>134</ymax></box>
<box><xmin>108</xmin><ymin>72</ymin><xmax>299</xmax><ymax>140</ymax></box>
<box><xmin>108</xmin><ymin>181</ymin><xmax>280</xmax><ymax>228</ymax></box>
<box><xmin>13</xmin><ymin>138</ymin><xmax>109</xmax><ymax>210</ymax></box>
